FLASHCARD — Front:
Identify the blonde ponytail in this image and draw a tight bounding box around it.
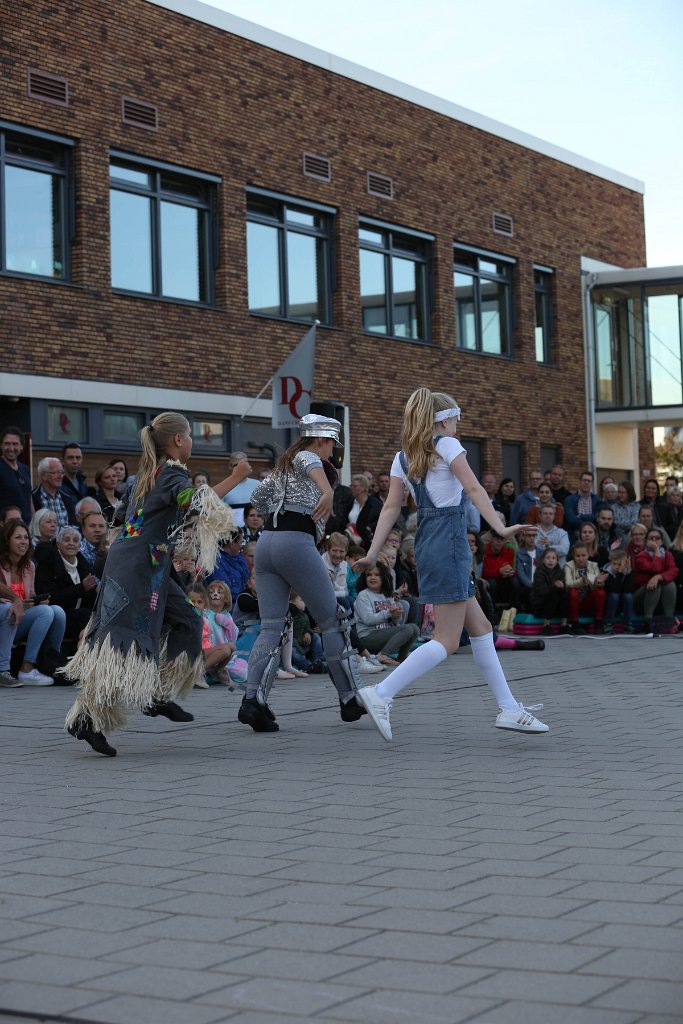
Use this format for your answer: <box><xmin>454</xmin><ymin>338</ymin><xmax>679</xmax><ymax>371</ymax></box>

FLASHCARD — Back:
<box><xmin>401</xmin><ymin>388</ymin><xmax>459</xmax><ymax>479</ymax></box>
<box><xmin>132</xmin><ymin>412</ymin><xmax>190</xmax><ymax>504</ymax></box>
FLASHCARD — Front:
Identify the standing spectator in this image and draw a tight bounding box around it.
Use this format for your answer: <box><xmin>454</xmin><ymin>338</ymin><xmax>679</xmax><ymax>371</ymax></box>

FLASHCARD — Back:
<box><xmin>600</xmin><ymin>481</ymin><xmax>619</xmax><ymax>511</ymax></box>
<box><xmin>659</xmin><ymin>486</ymin><xmax>683</xmax><ymax>540</ymax></box>
<box><xmin>221</xmin><ymin>451</ymin><xmax>257</xmax><ymax>528</ymax></box>
<box><xmin>32</xmin><ymin>458</ymin><xmax>77</xmax><ymax>527</ymax></box>
<box><xmin>564</xmin><ymin>471</ymin><xmax>601</xmax><ymax>539</ymax></box>
<box><xmin>526</xmin><ymin>482</ymin><xmax>564</xmax><ymax>527</ymax></box>
<box><xmin>0</xmin><ymin>519</ymin><xmax>65</xmax><ymax>683</ymax></box>
<box><xmin>346</xmin><ymin>474</ymin><xmax>382</xmax><ymax>549</ymax></box>
<box><xmin>535</xmin><ymin>503</ymin><xmax>570</xmax><ymax>566</ymax></box>
<box><xmin>632</xmin><ymin>527</ymin><xmax>679</xmax><ymax>628</ymax></box>
<box><xmin>598</xmin><ymin>475</ymin><xmax>616</xmax><ymax>500</ymax></box>
<box><xmin>494</xmin><ymin>477</ymin><xmax>516</xmax><ymax>526</ymax></box>
<box><xmin>548</xmin><ymin>464</ymin><xmax>571</xmax><ymax>506</ymax></box>
<box><xmin>60</xmin><ymin>443</ymin><xmax>91</xmax><ymax>502</ymax></box>
<box><xmin>612</xmin><ymin>480</ymin><xmax>641</xmax><ymax>536</ymax></box>
<box><xmin>530</xmin><ymin>548</ymin><xmax>568</xmax><ymax>633</ymax></box>
<box><xmin>0</xmin><ymin>579</ymin><xmax>22</xmax><ymax>687</ymax></box>
<box><xmin>107</xmin><ymin>458</ymin><xmax>130</xmax><ymax>498</ymax></box>
<box><xmin>481</xmin><ymin>473</ymin><xmax>498</xmax><ymax>502</ymax></box>
<box><xmin>207</xmin><ymin>530</ymin><xmax>250</xmax><ymax>604</ymax></box>
<box><xmin>564</xmin><ymin>543</ymin><xmax>606</xmax><ymax>633</ymax></box>
<box><xmin>510</xmin><ymin>469</ymin><xmax>544</xmax><ymax>525</ymax></box>
<box><xmin>93</xmin><ymin>465</ymin><xmax>120</xmax><ymax>522</ymax></box>
<box><xmin>0</xmin><ymin>427</ymin><xmax>33</xmax><ymax>524</ymax></box>
<box><xmin>376</xmin><ymin>471</ymin><xmax>391</xmax><ymax>505</ymax></box>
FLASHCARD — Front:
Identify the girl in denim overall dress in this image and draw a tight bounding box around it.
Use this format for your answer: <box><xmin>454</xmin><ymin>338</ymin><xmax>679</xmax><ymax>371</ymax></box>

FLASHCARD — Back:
<box><xmin>353</xmin><ymin>387</ymin><xmax>549</xmax><ymax>741</ymax></box>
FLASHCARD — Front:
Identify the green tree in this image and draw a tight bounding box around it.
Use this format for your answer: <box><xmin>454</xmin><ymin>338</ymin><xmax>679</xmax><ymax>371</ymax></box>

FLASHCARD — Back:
<box><xmin>655</xmin><ymin>430</ymin><xmax>683</xmax><ymax>480</ymax></box>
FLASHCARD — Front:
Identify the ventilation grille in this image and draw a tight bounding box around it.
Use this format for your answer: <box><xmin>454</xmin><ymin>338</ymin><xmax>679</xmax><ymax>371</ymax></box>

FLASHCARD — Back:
<box><xmin>28</xmin><ymin>69</ymin><xmax>69</xmax><ymax>106</ymax></box>
<box><xmin>367</xmin><ymin>172</ymin><xmax>394</xmax><ymax>199</ymax></box>
<box><xmin>303</xmin><ymin>152</ymin><xmax>331</xmax><ymax>182</ymax></box>
<box><xmin>492</xmin><ymin>212</ymin><xmax>514</xmax><ymax>237</ymax></box>
<box><xmin>122</xmin><ymin>97</ymin><xmax>158</xmax><ymax>130</ymax></box>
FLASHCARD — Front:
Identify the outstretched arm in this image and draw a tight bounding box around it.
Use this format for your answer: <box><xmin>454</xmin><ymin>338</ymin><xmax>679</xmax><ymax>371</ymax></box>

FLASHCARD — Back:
<box><xmin>451</xmin><ymin>453</ymin><xmax>530</xmax><ymax>541</ymax></box>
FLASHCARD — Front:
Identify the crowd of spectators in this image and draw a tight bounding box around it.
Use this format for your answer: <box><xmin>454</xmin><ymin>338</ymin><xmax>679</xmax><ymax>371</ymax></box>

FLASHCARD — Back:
<box><xmin>1</xmin><ymin>419</ymin><xmax>682</xmax><ymax>691</ymax></box>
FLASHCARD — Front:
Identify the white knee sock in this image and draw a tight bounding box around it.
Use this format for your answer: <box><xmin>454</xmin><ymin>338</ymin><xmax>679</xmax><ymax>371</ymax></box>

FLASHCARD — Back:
<box><xmin>469</xmin><ymin>631</ymin><xmax>518</xmax><ymax>711</ymax></box>
<box><xmin>375</xmin><ymin>640</ymin><xmax>448</xmax><ymax>702</ymax></box>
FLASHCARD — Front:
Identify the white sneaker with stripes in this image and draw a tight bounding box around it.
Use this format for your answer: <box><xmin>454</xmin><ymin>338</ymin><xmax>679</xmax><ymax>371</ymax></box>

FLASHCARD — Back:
<box><xmin>495</xmin><ymin>703</ymin><xmax>549</xmax><ymax>733</ymax></box>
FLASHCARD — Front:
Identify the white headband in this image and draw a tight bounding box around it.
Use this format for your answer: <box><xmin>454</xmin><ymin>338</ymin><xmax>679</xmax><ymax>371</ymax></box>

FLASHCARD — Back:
<box><xmin>434</xmin><ymin>406</ymin><xmax>461</xmax><ymax>423</ymax></box>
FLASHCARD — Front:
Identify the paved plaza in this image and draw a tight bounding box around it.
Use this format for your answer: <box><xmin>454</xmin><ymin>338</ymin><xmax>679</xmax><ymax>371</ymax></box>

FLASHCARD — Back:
<box><xmin>0</xmin><ymin>635</ymin><xmax>682</xmax><ymax>1024</ymax></box>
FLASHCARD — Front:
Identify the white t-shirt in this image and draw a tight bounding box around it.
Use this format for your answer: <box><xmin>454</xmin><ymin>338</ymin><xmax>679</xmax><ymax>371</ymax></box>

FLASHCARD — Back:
<box><xmin>390</xmin><ymin>437</ymin><xmax>466</xmax><ymax>508</ymax></box>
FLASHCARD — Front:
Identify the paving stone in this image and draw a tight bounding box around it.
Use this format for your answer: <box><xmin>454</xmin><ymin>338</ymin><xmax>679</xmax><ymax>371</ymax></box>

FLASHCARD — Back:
<box><xmin>316</xmin><ymin>988</ymin><xmax>499</xmax><ymax>1023</ymax></box>
<box><xmin>592</xmin><ymin>978</ymin><xmax>683</xmax><ymax>1014</ymax></box>
<box><xmin>457</xmin><ymin>967</ymin><xmax>622</xmax><ymax>1004</ymax></box>
<box><xmin>199</xmin><ymin>977</ymin><xmax>369</xmax><ymax>1015</ymax></box>
<box><xmin>579</xmin><ymin>947</ymin><xmax>683</xmax><ymax>981</ymax></box>
<box><xmin>455</xmin><ymin>939</ymin><xmax>605</xmax><ymax>972</ymax></box>
<box><xmin>0</xmin><ymin>979</ymin><xmax>104</xmax><ymax>1015</ymax></box>
<box><xmin>72</xmin><ymin>993</ymin><xmax>232</xmax><ymax>1023</ymax></box>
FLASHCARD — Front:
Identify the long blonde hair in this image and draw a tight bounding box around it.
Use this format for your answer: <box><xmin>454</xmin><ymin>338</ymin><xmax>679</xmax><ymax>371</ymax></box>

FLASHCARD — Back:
<box><xmin>401</xmin><ymin>388</ymin><xmax>459</xmax><ymax>479</ymax></box>
<box><xmin>132</xmin><ymin>412</ymin><xmax>190</xmax><ymax>505</ymax></box>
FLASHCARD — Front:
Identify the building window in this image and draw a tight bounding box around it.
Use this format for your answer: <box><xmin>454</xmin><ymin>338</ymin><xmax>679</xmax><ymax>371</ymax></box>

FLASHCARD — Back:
<box><xmin>191</xmin><ymin>419</ymin><xmax>228</xmax><ymax>448</ymax></box>
<box><xmin>109</xmin><ymin>153</ymin><xmax>218</xmax><ymax>303</ymax></box>
<box><xmin>0</xmin><ymin>123</ymin><xmax>72</xmax><ymax>280</ymax></box>
<box><xmin>540</xmin><ymin>445</ymin><xmax>561</xmax><ymax>474</ymax></box>
<box><xmin>534</xmin><ymin>266</ymin><xmax>553</xmax><ymax>363</ymax></box>
<box><xmin>359</xmin><ymin>222</ymin><xmax>431</xmax><ymax>341</ymax></box>
<box><xmin>460</xmin><ymin>437</ymin><xmax>482</xmax><ymax>481</ymax></box>
<box><xmin>47</xmin><ymin>405</ymin><xmax>88</xmax><ymax>444</ymax></box>
<box><xmin>246</xmin><ymin>190</ymin><xmax>334</xmax><ymax>323</ymax></box>
<box><xmin>502</xmin><ymin>441</ymin><xmax>522</xmax><ymax>491</ymax></box>
<box><xmin>454</xmin><ymin>246</ymin><xmax>513</xmax><ymax>356</ymax></box>
<box><xmin>103</xmin><ymin>410</ymin><xmax>144</xmax><ymax>443</ymax></box>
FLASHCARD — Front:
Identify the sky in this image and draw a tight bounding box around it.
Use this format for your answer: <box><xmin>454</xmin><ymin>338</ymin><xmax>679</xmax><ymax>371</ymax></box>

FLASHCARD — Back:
<box><xmin>198</xmin><ymin>0</ymin><xmax>683</xmax><ymax>268</ymax></box>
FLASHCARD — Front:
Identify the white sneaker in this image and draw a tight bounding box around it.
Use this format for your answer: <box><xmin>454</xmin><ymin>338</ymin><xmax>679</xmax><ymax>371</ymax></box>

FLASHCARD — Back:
<box><xmin>365</xmin><ymin>654</ymin><xmax>383</xmax><ymax>667</ymax></box>
<box><xmin>495</xmin><ymin>702</ymin><xmax>548</xmax><ymax>733</ymax></box>
<box><xmin>17</xmin><ymin>668</ymin><xmax>54</xmax><ymax>686</ymax></box>
<box><xmin>359</xmin><ymin>656</ymin><xmax>384</xmax><ymax>674</ymax></box>
<box><xmin>357</xmin><ymin>684</ymin><xmax>393</xmax><ymax>741</ymax></box>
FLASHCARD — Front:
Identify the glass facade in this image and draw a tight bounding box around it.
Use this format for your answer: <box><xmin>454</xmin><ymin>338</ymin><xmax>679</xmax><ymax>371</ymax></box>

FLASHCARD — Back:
<box><xmin>246</xmin><ymin>193</ymin><xmax>332</xmax><ymax>322</ymax></box>
<box><xmin>454</xmin><ymin>248</ymin><xmax>513</xmax><ymax>355</ymax></box>
<box><xmin>1</xmin><ymin>127</ymin><xmax>70</xmax><ymax>279</ymax></box>
<box><xmin>109</xmin><ymin>157</ymin><xmax>215</xmax><ymax>303</ymax></box>
<box><xmin>592</xmin><ymin>280</ymin><xmax>683</xmax><ymax>409</ymax></box>
<box><xmin>359</xmin><ymin>224</ymin><xmax>430</xmax><ymax>341</ymax></box>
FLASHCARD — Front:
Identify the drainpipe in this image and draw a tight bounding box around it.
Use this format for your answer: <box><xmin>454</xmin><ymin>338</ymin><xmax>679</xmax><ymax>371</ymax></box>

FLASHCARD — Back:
<box><xmin>582</xmin><ymin>271</ymin><xmax>598</xmax><ymax>476</ymax></box>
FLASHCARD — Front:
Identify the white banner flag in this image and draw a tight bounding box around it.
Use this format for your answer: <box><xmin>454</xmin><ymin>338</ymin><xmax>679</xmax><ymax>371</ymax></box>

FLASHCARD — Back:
<box><xmin>272</xmin><ymin>323</ymin><xmax>316</xmax><ymax>429</ymax></box>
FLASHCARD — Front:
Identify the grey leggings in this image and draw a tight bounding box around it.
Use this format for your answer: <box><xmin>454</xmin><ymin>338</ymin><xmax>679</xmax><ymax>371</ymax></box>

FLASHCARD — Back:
<box><xmin>246</xmin><ymin>530</ymin><xmax>352</xmax><ymax>702</ymax></box>
<box><xmin>358</xmin><ymin>623</ymin><xmax>419</xmax><ymax>661</ymax></box>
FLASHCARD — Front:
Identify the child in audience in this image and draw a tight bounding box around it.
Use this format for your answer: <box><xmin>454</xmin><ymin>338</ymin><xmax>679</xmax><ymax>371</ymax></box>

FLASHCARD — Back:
<box><xmin>290</xmin><ymin>591</ymin><xmax>325</xmax><ymax>673</ymax></box>
<box><xmin>564</xmin><ymin>542</ymin><xmax>607</xmax><ymax>633</ymax></box>
<box><xmin>603</xmin><ymin>548</ymin><xmax>635</xmax><ymax>633</ymax></box>
<box><xmin>187</xmin><ymin>583</ymin><xmax>237</xmax><ymax>687</ymax></box>
<box><xmin>530</xmin><ymin>547</ymin><xmax>567</xmax><ymax>634</ymax></box>
<box><xmin>354</xmin><ymin>562</ymin><xmax>419</xmax><ymax>665</ymax></box>
<box><xmin>345</xmin><ymin>544</ymin><xmax>366</xmax><ymax>602</ymax></box>
<box><xmin>206</xmin><ymin>580</ymin><xmax>249</xmax><ymax>685</ymax></box>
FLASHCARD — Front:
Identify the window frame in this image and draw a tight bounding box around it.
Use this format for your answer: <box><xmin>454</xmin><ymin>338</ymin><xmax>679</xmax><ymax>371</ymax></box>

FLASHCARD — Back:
<box><xmin>109</xmin><ymin>149</ymin><xmax>220</xmax><ymax>306</ymax></box>
<box><xmin>0</xmin><ymin>120</ymin><xmax>75</xmax><ymax>283</ymax></box>
<box><xmin>359</xmin><ymin>218</ymin><xmax>433</xmax><ymax>343</ymax></box>
<box><xmin>454</xmin><ymin>243</ymin><xmax>515</xmax><ymax>357</ymax></box>
<box><xmin>534</xmin><ymin>264</ymin><xmax>554</xmax><ymax>364</ymax></box>
<box><xmin>246</xmin><ymin>187</ymin><xmax>336</xmax><ymax>325</ymax></box>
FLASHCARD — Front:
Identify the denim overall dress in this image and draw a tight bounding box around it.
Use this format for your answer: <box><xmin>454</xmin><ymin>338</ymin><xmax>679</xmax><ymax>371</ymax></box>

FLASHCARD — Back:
<box><xmin>399</xmin><ymin>441</ymin><xmax>475</xmax><ymax>605</ymax></box>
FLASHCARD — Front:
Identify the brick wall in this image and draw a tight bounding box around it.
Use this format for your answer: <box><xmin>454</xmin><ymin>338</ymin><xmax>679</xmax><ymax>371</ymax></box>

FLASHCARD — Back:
<box><xmin>1</xmin><ymin>0</ymin><xmax>647</xmax><ymax>482</ymax></box>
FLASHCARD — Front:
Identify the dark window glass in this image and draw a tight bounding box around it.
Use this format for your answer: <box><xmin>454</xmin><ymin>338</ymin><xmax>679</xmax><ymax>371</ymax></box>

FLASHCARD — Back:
<box><xmin>246</xmin><ymin>192</ymin><xmax>333</xmax><ymax>323</ymax></box>
<box><xmin>1</xmin><ymin>126</ymin><xmax>70</xmax><ymax>280</ymax></box>
<box><xmin>109</xmin><ymin>157</ymin><xmax>215</xmax><ymax>304</ymax></box>
<box><xmin>47</xmin><ymin>406</ymin><xmax>88</xmax><ymax>443</ymax></box>
<box><xmin>454</xmin><ymin>247</ymin><xmax>513</xmax><ymax>356</ymax></box>
<box><xmin>103</xmin><ymin>411</ymin><xmax>144</xmax><ymax>442</ymax></box>
<box><xmin>534</xmin><ymin>268</ymin><xmax>553</xmax><ymax>363</ymax></box>
<box><xmin>502</xmin><ymin>442</ymin><xmax>522</xmax><ymax>491</ymax></box>
<box><xmin>359</xmin><ymin>224</ymin><xmax>431</xmax><ymax>341</ymax></box>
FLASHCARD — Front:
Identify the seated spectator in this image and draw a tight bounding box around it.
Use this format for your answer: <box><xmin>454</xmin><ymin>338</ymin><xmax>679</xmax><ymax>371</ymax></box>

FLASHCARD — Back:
<box><xmin>322</xmin><ymin>532</ymin><xmax>351</xmax><ymax>609</ymax></box>
<box><xmin>290</xmin><ymin>591</ymin><xmax>325</xmax><ymax>673</ymax></box>
<box><xmin>0</xmin><ymin>519</ymin><xmax>65</xmax><ymax>684</ymax></box>
<box><xmin>376</xmin><ymin>471</ymin><xmax>392</xmax><ymax>506</ymax></box>
<box><xmin>187</xmin><ymin>583</ymin><xmax>236</xmax><ymax>687</ymax></box>
<box><xmin>34</xmin><ymin>525</ymin><xmax>98</xmax><ymax>640</ymax></box>
<box><xmin>29</xmin><ymin>508</ymin><xmax>58</xmax><ymax>549</ymax></box>
<box><xmin>612</xmin><ymin>480</ymin><xmax>641</xmax><ymax>536</ymax></box>
<box><xmin>481</xmin><ymin>473</ymin><xmax>498</xmax><ymax>503</ymax></box>
<box><xmin>60</xmin><ymin>443</ymin><xmax>91</xmax><ymax>503</ymax></box>
<box><xmin>639</xmin><ymin>478</ymin><xmax>662</xmax><ymax>520</ymax></box>
<box><xmin>0</xmin><ymin>427</ymin><xmax>33</xmax><ymax>524</ymax></box>
<box><xmin>659</xmin><ymin>486</ymin><xmax>683</xmax><ymax>541</ymax></box>
<box><xmin>242</xmin><ymin>540</ymin><xmax>257</xmax><ymax>575</ymax></box>
<box><xmin>494</xmin><ymin>477</ymin><xmax>516</xmax><ymax>525</ymax></box>
<box><xmin>397</xmin><ymin>536</ymin><xmax>419</xmax><ymax>598</ymax></box>
<box><xmin>0</xmin><ymin>505</ymin><xmax>22</xmax><ymax>527</ymax></box>
<box><xmin>172</xmin><ymin>545</ymin><xmax>196</xmax><ymax>590</ymax></box>
<box><xmin>234</xmin><ymin>570</ymin><xmax>261</xmax><ymax>648</ymax></box>
<box><xmin>345</xmin><ymin>544</ymin><xmax>366</xmax><ymax>602</ymax></box>
<box><xmin>385</xmin><ymin>527</ymin><xmax>403</xmax><ymax>550</ymax></box>
<box><xmin>346</xmin><ymin>474</ymin><xmax>382</xmax><ymax>549</ymax></box>
<box><xmin>530</xmin><ymin>547</ymin><xmax>568</xmax><ymax>633</ymax></box>
<box><xmin>511</xmin><ymin>470</ymin><xmax>544</xmax><ymax>525</ymax></box>
<box><xmin>0</xmin><ymin>579</ymin><xmax>22</xmax><ymax>687</ymax></box>
<box><xmin>564</xmin><ymin>543</ymin><xmax>606</xmax><ymax>633</ymax></box>
<box><xmin>600</xmin><ymin>481</ymin><xmax>619</xmax><ymax>511</ymax></box>
<box><xmin>327</xmin><ymin>480</ymin><xmax>353</xmax><ymax>535</ymax></box>
<box><xmin>598</xmin><ymin>475</ymin><xmax>616</xmax><ymax>501</ymax></box>
<box><xmin>93</xmin><ymin>465</ymin><xmax>120</xmax><ymax>522</ymax></box>
<box><xmin>548</xmin><ymin>464</ymin><xmax>571</xmax><ymax>505</ymax></box>
<box><xmin>79</xmin><ymin>511</ymin><xmax>109</xmax><ymax>577</ymax></box>
<box><xmin>535</xmin><ymin>503</ymin><xmax>570</xmax><ymax>566</ymax></box>
<box><xmin>577</xmin><ymin>521</ymin><xmax>603</xmax><ymax>565</ymax></box>
<box><xmin>207</xmin><ymin>530</ymin><xmax>250</xmax><ymax>605</ymax></box>
<box><xmin>378</xmin><ymin>543</ymin><xmax>419</xmax><ymax>625</ymax></box>
<box><xmin>107</xmin><ymin>458</ymin><xmax>130</xmax><ymax>498</ymax></box>
<box><xmin>467</xmin><ymin>531</ymin><xmax>485</xmax><ymax>579</ymax></box>
<box><xmin>670</xmin><ymin>522</ymin><xmax>683</xmax><ymax>610</ymax></box>
<box><xmin>603</xmin><ymin>548</ymin><xmax>635</xmax><ymax>633</ymax></box>
<box><xmin>526</xmin><ymin>482</ymin><xmax>564</xmax><ymax>527</ymax></box>
<box><xmin>595</xmin><ymin>504</ymin><xmax>622</xmax><ymax>554</ymax></box>
<box><xmin>637</xmin><ymin>504</ymin><xmax>672</xmax><ymax>547</ymax></box>
<box><xmin>241</xmin><ymin>503</ymin><xmax>264</xmax><ymax>544</ymax></box>
<box><xmin>482</xmin><ymin>532</ymin><xmax>520</xmax><ymax>611</ymax></box>
<box><xmin>632</xmin><ymin>526</ymin><xmax>679</xmax><ymax>629</ymax></box>
<box><xmin>32</xmin><ymin>457</ymin><xmax>77</xmax><ymax>527</ymax></box>
<box><xmin>515</xmin><ymin>527</ymin><xmax>540</xmax><ymax>611</ymax></box>
<box><xmin>354</xmin><ymin>563</ymin><xmax>419</xmax><ymax>665</ymax></box>
<box><xmin>192</xmin><ymin>469</ymin><xmax>211</xmax><ymax>488</ymax></box>
<box><xmin>564</xmin><ymin>471</ymin><xmax>601</xmax><ymax>539</ymax></box>
<box><xmin>75</xmin><ymin>496</ymin><xmax>102</xmax><ymax>527</ymax></box>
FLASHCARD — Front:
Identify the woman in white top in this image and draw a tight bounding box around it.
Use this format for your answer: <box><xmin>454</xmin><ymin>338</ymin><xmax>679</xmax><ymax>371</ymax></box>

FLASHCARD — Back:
<box><xmin>354</xmin><ymin>387</ymin><xmax>549</xmax><ymax>741</ymax></box>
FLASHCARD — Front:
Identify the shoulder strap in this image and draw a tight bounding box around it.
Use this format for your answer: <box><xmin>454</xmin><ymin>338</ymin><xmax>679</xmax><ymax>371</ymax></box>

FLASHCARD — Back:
<box><xmin>398</xmin><ymin>450</ymin><xmax>409</xmax><ymax>476</ymax></box>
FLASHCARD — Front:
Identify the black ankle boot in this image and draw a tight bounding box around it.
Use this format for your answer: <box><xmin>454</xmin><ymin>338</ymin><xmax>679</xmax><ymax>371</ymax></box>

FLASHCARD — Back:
<box><xmin>67</xmin><ymin>718</ymin><xmax>117</xmax><ymax>756</ymax></box>
<box><xmin>238</xmin><ymin>696</ymin><xmax>279</xmax><ymax>732</ymax></box>
<box><xmin>339</xmin><ymin>697</ymin><xmax>367</xmax><ymax>722</ymax></box>
<box><xmin>143</xmin><ymin>700</ymin><xmax>194</xmax><ymax>722</ymax></box>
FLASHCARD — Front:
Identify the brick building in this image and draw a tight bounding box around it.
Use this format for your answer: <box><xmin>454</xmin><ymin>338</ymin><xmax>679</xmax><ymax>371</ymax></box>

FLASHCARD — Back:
<box><xmin>0</xmin><ymin>0</ymin><xmax>651</xmax><ymax>488</ymax></box>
